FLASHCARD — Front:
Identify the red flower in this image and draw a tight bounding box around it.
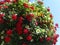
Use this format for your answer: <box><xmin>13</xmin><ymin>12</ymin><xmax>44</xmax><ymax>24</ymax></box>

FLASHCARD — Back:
<box><xmin>26</xmin><ymin>35</ymin><xmax>32</xmax><ymax>41</ymax></box>
<box><xmin>53</xmin><ymin>40</ymin><xmax>57</xmax><ymax>45</ymax></box>
<box><xmin>0</xmin><ymin>1</ymin><xmax>5</xmax><ymax>5</ymax></box>
<box><xmin>5</xmin><ymin>0</ymin><xmax>11</xmax><ymax>2</ymax></box>
<box><xmin>46</xmin><ymin>37</ymin><xmax>51</xmax><ymax>41</ymax></box>
<box><xmin>39</xmin><ymin>38</ymin><xmax>43</xmax><ymax>42</ymax></box>
<box><xmin>4</xmin><ymin>6</ymin><xmax>8</xmax><ymax>8</ymax></box>
<box><xmin>0</xmin><ymin>6</ymin><xmax>2</xmax><ymax>9</ymax></box>
<box><xmin>30</xmin><ymin>6</ymin><xmax>34</xmax><ymax>10</ymax></box>
<box><xmin>55</xmin><ymin>23</ymin><xmax>59</xmax><ymax>28</ymax></box>
<box><xmin>16</xmin><ymin>24</ymin><xmax>23</xmax><ymax>35</ymax></box>
<box><xmin>16</xmin><ymin>20</ymin><xmax>23</xmax><ymax>35</ymax></box>
<box><xmin>13</xmin><ymin>0</ymin><xmax>17</xmax><ymax>3</ymax></box>
<box><xmin>0</xmin><ymin>13</ymin><xmax>5</xmax><ymax>18</ymax></box>
<box><xmin>23</xmin><ymin>3</ymin><xmax>29</xmax><ymax>8</ymax></box>
<box><xmin>4</xmin><ymin>36</ymin><xmax>11</xmax><ymax>43</ymax></box>
<box><xmin>50</xmin><ymin>14</ymin><xmax>53</xmax><ymax>18</ymax></box>
<box><xmin>53</xmin><ymin>34</ymin><xmax>59</xmax><ymax>40</ymax></box>
<box><xmin>23</xmin><ymin>28</ymin><xmax>29</xmax><ymax>34</ymax></box>
<box><xmin>26</xmin><ymin>14</ymin><xmax>34</xmax><ymax>22</ymax></box>
<box><xmin>0</xmin><ymin>18</ymin><xmax>4</xmax><ymax>24</ymax></box>
<box><xmin>18</xmin><ymin>16</ymin><xmax>24</xmax><ymax>23</ymax></box>
<box><xmin>12</xmin><ymin>14</ymin><xmax>17</xmax><ymax>20</ymax></box>
<box><xmin>6</xmin><ymin>29</ymin><xmax>12</xmax><ymax>36</ymax></box>
<box><xmin>22</xmin><ymin>43</ymin><xmax>27</xmax><ymax>45</ymax></box>
<box><xmin>47</xmin><ymin>8</ymin><xmax>50</xmax><ymax>11</ymax></box>
<box><xmin>30</xmin><ymin>13</ymin><xmax>34</xmax><ymax>17</ymax></box>
<box><xmin>26</xmin><ymin>15</ymin><xmax>31</xmax><ymax>22</ymax></box>
<box><xmin>16</xmin><ymin>27</ymin><xmax>23</xmax><ymax>35</ymax></box>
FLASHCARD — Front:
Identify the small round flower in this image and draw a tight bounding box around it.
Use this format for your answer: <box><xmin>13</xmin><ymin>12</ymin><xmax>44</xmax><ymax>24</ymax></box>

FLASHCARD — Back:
<box><xmin>12</xmin><ymin>14</ymin><xmax>17</xmax><ymax>20</ymax></box>
<box><xmin>4</xmin><ymin>36</ymin><xmax>11</xmax><ymax>43</ymax></box>
<box><xmin>50</xmin><ymin>14</ymin><xmax>53</xmax><ymax>18</ymax></box>
<box><xmin>26</xmin><ymin>35</ymin><xmax>32</xmax><ymax>41</ymax></box>
<box><xmin>47</xmin><ymin>7</ymin><xmax>50</xmax><ymax>11</ymax></box>
<box><xmin>23</xmin><ymin>28</ymin><xmax>29</xmax><ymax>34</ymax></box>
<box><xmin>55</xmin><ymin>23</ymin><xmax>59</xmax><ymax>28</ymax></box>
<box><xmin>53</xmin><ymin>40</ymin><xmax>57</xmax><ymax>45</ymax></box>
<box><xmin>46</xmin><ymin>37</ymin><xmax>51</xmax><ymax>42</ymax></box>
<box><xmin>53</xmin><ymin>34</ymin><xmax>59</xmax><ymax>40</ymax></box>
<box><xmin>23</xmin><ymin>3</ymin><xmax>29</xmax><ymax>8</ymax></box>
<box><xmin>0</xmin><ymin>13</ymin><xmax>5</xmax><ymax>17</ymax></box>
<box><xmin>6</xmin><ymin>29</ymin><xmax>12</xmax><ymax>36</ymax></box>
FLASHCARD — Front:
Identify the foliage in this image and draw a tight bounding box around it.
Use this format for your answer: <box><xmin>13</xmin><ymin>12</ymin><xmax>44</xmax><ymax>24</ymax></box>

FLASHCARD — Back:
<box><xmin>0</xmin><ymin>0</ymin><xmax>59</xmax><ymax>45</ymax></box>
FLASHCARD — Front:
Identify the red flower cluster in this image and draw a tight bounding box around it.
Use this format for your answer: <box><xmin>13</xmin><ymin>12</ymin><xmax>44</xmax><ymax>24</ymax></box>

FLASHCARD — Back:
<box><xmin>23</xmin><ymin>3</ymin><xmax>34</xmax><ymax>10</ymax></box>
<box><xmin>26</xmin><ymin>14</ymin><xmax>34</xmax><ymax>22</ymax></box>
<box><xmin>16</xmin><ymin>23</ymin><xmax>23</xmax><ymax>35</ymax></box>
<box><xmin>0</xmin><ymin>1</ymin><xmax>5</xmax><ymax>5</ymax></box>
<box><xmin>23</xmin><ymin>3</ymin><xmax>29</xmax><ymax>8</ymax></box>
<box><xmin>53</xmin><ymin>34</ymin><xmax>59</xmax><ymax>45</ymax></box>
<box><xmin>16</xmin><ymin>16</ymin><xmax>24</xmax><ymax>35</ymax></box>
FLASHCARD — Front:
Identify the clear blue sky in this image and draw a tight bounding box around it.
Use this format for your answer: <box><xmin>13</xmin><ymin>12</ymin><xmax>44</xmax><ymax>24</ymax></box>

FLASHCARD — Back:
<box><xmin>30</xmin><ymin>0</ymin><xmax>60</xmax><ymax>45</ymax></box>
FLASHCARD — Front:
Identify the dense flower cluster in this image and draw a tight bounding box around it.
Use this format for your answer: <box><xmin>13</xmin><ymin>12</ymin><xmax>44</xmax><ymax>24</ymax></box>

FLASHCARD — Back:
<box><xmin>0</xmin><ymin>0</ymin><xmax>59</xmax><ymax>45</ymax></box>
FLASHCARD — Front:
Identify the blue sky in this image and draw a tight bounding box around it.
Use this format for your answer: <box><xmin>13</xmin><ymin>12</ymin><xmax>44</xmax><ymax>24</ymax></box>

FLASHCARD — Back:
<box><xmin>30</xmin><ymin>0</ymin><xmax>60</xmax><ymax>45</ymax></box>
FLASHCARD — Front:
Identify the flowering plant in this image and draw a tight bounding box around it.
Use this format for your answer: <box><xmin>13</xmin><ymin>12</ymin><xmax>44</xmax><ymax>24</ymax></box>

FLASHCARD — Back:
<box><xmin>0</xmin><ymin>0</ymin><xmax>59</xmax><ymax>45</ymax></box>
